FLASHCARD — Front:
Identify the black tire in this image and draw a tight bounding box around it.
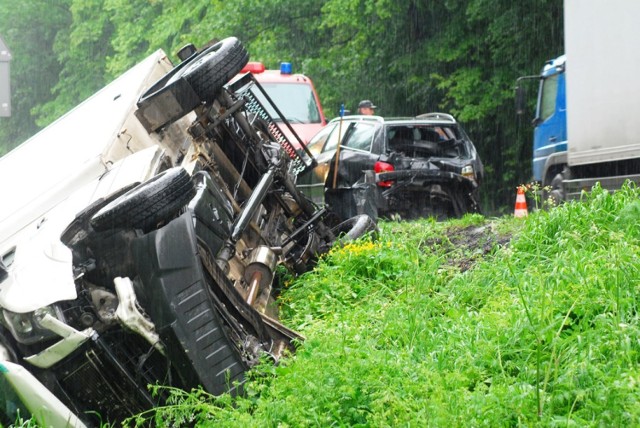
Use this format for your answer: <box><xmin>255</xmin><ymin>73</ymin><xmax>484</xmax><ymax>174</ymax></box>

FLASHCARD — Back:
<box><xmin>167</xmin><ymin>36</ymin><xmax>249</xmax><ymax>103</ymax></box>
<box><xmin>547</xmin><ymin>173</ymin><xmax>565</xmax><ymax>206</ymax></box>
<box><xmin>136</xmin><ymin>37</ymin><xmax>248</xmax><ymax>132</ymax></box>
<box><xmin>61</xmin><ymin>182</ymin><xmax>140</xmax><ymax>247</ymax></box>
<box><xmin>331</xmin><ymin>214</ymin><xmax>378</xmax><ymax>243</ymax></box>
<box><xmin>91</xmin><ymin>167</ymin><xmax>196</xmax><ymax>232</ymax></box>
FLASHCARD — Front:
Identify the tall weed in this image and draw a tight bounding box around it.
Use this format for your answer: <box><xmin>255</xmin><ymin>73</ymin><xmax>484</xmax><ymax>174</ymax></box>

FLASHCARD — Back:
<box><xmin>141</xmin><ymin>183</ymin><xmax>640</xmax><ymax>427</ymax></box>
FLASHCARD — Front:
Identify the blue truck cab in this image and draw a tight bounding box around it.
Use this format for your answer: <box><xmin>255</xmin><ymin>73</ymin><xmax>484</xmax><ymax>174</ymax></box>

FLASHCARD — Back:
<box><xmin>532</xmin><ymin>55</ymin><xmax>567</xmax><ymax>185</ymax></box>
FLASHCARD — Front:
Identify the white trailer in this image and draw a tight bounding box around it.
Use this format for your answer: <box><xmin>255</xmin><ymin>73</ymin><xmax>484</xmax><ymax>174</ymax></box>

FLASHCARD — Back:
<box><xmin>561</xmin><ymin>0</ymin><xmax>640</xmax><ymax>198</ymax></box>
<box><xmin>517</xmin><ymin>0</ymin><xmax>640</xmax><ymax>200</ymax></box>
<box><xmin>565</xmin><ymin>0</ymin><xmax>640</xmax><ymax>167</ymax></box>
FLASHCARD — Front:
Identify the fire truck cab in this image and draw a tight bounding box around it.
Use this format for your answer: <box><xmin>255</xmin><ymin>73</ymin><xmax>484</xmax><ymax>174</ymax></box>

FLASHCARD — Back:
<box><xmin>240</xmin><ymin>61</ymin><xmax>326</xmax><ymax>147</ymax></box>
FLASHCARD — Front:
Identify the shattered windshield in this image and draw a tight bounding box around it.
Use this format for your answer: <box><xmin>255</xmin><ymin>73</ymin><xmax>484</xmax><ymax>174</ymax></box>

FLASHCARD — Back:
<box><xmin>386</xmin><ymin>125</ymin><xmax>469</xmax><ymax>158</ymax></box>
<box><xmin>255</xmin><ymin>83</ymin><xmax>322</xmax><ymax>124</ymax></box>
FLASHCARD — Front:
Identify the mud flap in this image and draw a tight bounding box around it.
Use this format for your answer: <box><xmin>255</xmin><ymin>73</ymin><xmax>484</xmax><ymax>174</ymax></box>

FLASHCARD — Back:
<box><xmin>132</xmin><ymin>213</ymin><xmax>248</xmax><ymax>396</ymax></box>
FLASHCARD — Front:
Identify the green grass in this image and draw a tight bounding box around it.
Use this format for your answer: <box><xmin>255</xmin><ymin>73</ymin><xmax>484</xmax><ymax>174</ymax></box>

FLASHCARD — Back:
<box><xmin>132</xmin><ymin>182</ymin><xmax>640</xmax><ymax>427</ymax></box>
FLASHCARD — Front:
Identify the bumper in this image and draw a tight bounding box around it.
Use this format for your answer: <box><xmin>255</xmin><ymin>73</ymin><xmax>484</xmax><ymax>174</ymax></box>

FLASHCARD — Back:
<box><xmin>376</xmin><ymin>169</ymin><xmax>478</xmax><ymax>189</ymax></box>
<box><xmin>375</xmin><ymin>169</ymin><xmax>480</xmax><ymax>218</ymax></box>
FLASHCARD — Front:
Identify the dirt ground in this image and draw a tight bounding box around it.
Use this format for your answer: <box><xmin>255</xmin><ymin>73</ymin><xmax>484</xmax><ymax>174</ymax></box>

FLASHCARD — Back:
<box><xmin>420</xmin><ymin>222</ymin><xmax>513</xmax><ymax>272</ymax></box>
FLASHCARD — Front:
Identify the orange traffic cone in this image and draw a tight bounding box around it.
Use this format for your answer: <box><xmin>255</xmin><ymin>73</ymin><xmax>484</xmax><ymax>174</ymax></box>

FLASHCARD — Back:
<box><xmin>514</xmin><ymin>186</ymin><xmax>528</xmax><ymax>217</ymax></box>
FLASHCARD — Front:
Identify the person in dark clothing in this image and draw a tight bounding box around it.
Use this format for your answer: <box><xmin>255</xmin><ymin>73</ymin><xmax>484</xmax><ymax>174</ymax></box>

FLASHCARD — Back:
<box><xmin>357</xmin><ymin>100</ymin><xmax>377</xmax><ymax>115</ymax></box>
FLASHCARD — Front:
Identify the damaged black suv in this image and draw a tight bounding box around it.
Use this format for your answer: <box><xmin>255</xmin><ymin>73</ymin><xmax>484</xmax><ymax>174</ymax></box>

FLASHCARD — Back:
<box><xmin>296</xmin><ymin>113</ymin><xmax>484</xmax><ymax>221</ymax></box>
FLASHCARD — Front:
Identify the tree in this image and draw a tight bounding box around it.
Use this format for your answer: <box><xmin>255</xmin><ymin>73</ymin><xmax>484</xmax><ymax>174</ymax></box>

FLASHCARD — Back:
<box><xmin>32</xmin><ymin>0</ymin><xmax>115</xmax><ymax>126</ymax></box>
<box><xmin>0</xmin><ymin>0</ymin><xmax>71</xmax><ymax>155</ymax></box>
<box><xmin>0</xmin><ymin>0</ymin><xmax>564</xmax><ymax>213</ymax></box>
<box><xmin>422</xmin><ymin>0</ymin><xmax>564</xmax><ymax>211</ymax></box>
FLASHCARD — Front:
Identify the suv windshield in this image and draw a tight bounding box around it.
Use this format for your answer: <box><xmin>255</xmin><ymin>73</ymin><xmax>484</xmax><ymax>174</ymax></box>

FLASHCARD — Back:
<box><xmin>255</xmin><ymin>83</ymin><xmax>322</xmax><ymax>124</ymax></box>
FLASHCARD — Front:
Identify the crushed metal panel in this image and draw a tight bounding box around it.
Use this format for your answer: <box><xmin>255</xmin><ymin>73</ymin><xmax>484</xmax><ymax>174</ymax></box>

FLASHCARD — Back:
<box><xmin>0</xmin><ymin>35</ymin><xmax>11</xmax><ymax>117</ymax></box>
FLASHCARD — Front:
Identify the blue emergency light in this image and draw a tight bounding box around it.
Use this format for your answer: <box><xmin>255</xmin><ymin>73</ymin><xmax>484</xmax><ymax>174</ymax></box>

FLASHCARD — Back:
<box><xmin>280</xmin><ymin>62</ymin><xmax>292</xmax><ymax>75</ymax></box>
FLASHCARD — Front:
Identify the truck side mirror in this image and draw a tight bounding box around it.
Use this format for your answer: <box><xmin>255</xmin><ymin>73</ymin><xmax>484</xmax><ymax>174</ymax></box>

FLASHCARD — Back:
<box><xmin>515</xmin><ymin>85</ymin><xmax>526</xmax><ymax>116</ymax></box>
<box><xmin>514</xmin><ymin>75</ymin><xmax>539</xmax><ymax>118</ymax></box>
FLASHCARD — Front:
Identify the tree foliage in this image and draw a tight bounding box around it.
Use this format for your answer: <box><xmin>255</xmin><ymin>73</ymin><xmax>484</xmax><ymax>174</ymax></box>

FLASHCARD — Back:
<box><xmin>0</xmin><ymin>0</ymin><xmax>71</xmax><ymax>152</ymax></box>
<box><xmin>0</xmin><ymin>0</ymin><xmax>563</xmax><ymax>212</ymax></box>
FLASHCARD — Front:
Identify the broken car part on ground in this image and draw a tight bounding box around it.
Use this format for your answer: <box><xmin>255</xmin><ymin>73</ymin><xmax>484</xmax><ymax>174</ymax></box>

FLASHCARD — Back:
<box><xmin>0</xmin><ymin>37</ymin><xmax>376</xmax><ymax>426</ymax></box>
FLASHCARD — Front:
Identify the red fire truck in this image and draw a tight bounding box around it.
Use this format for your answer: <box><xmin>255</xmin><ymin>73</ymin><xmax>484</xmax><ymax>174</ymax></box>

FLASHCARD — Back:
<box><xmin>240</xmin><ymin>61</ymin><xmax>326</xmax><ymax>147</ymax></box>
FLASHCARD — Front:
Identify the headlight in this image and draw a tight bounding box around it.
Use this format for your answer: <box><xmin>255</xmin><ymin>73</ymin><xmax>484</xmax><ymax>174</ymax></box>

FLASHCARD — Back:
<box><xmin>461</xmin><ymin>165</ymin><xmax>475</xmax><ymax>182</ymax></box>
<box><xmin>3</xmin><ymin>306</ymin><xmax>61</xmax><ymax>345</ymax></box>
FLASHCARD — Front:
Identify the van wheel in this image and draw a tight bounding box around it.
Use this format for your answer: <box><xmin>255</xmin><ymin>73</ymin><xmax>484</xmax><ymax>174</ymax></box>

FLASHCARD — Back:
<box><xmin>136</xmin><ymin>37</ymin><xmax>249</xmax><ymax>131</ymax></box>
<box><xmin>91</xmin><ymin>167</ymin><xmax>195</xmax><ymax>232</ymax></box>
<box><xmin>167</xmin><ymin>36</ymin><xmax>249</xmax><ymax>103</ymax></box>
